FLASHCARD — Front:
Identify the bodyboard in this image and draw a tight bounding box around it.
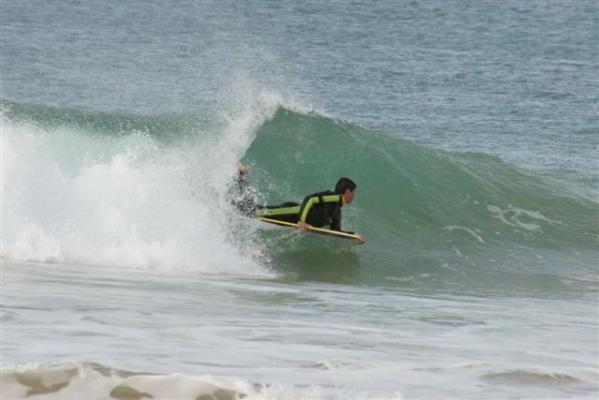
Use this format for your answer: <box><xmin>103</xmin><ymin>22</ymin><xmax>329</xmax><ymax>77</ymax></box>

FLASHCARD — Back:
<box><xmin>257</xmin><ymin>217</ymin><xmax>365</xmax><ymax>245</ymax></box>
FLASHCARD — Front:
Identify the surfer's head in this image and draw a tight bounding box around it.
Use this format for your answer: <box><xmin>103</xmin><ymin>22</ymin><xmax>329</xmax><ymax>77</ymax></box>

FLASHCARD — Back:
<box><xmin>335</xmin><ymin>177</ymin><xmax>357</xmax><ymax>205</ymax></box>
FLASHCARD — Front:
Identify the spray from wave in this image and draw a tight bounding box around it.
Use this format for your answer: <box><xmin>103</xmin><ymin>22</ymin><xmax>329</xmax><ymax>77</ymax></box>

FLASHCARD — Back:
<box><xmin>0</xmin><ymin>97</ymin><xmax>282</xmax><ymax>275</ymax></box>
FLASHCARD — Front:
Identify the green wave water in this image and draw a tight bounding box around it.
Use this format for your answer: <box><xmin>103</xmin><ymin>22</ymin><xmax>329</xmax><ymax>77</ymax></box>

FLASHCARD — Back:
<box><xmin>245</xmin><ymin>108</ymin><xmax>599</xmax><ymax>294</ymax></box>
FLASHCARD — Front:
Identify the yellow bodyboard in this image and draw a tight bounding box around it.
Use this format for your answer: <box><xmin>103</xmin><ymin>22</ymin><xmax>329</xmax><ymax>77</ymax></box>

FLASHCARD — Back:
<box><xmin>257</xmin><ymin>217</ymin><xmax>365</xmax><ymax>245</ymax></box>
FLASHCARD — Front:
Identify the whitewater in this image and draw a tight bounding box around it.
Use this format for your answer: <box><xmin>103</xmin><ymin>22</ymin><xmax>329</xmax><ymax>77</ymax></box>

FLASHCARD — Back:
<box><xmin>2</xmin><ymin>1</ymin><xmax>598</xmax><ymax>399</ymax></box>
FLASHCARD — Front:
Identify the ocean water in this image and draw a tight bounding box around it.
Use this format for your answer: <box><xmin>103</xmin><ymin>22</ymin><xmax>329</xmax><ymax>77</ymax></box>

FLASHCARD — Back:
<box><xmin>1</xmin><ymin>1</ymin><xmax>598</xmax><ymax>399</ymax></box>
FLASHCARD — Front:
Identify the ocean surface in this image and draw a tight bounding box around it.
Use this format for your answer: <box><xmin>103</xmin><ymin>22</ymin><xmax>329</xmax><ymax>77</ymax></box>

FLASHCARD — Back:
<box><xmin>1</xmin><ymin>1</ymin><xmax>598</xmax><ymax>399</ymax></box>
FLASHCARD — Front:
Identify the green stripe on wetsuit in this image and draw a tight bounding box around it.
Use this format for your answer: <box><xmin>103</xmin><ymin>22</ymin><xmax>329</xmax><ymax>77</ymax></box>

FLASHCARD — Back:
<box><xmin>300</xmin><ymin>194</ymin><xmax>342</xmax><ymax>222</ymax></box>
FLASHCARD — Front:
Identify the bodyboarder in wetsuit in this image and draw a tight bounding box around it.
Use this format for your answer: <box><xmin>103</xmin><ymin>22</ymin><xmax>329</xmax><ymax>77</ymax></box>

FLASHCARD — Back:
<box><xmin>232</xmin><ymin>165</ymin><xmax>360</xmax><ymax>239</ymax></box>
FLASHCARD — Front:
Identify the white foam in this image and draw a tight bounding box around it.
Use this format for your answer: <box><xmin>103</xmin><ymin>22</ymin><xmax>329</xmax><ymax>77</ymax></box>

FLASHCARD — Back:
<box><xmin>1</xmin><ymin>361</ymin><xmax>404</xmax><ymax>400</ymax></box>
<box><xmin>312</xmin><ymin>358</ymin><xmax>370</xmax><ymax>371</ymax></box>
<box><xmin>1</xmin><ymin>362</ymin><xmax>255</xmax><ymax>400</ymax></box>
<box><xmin>486</xmin><ymin>204</ymin><xmax>564</xmax><ymax>232</ymax></box>
<box><xmin>0</xmin><ymin>101</ymin><xmax>276</xmax><ymax>276</ymax></box>
<box><xmin>443</xmin><ymin>225</ymin><xmax>486</xmax><ymax>243</ymax></box>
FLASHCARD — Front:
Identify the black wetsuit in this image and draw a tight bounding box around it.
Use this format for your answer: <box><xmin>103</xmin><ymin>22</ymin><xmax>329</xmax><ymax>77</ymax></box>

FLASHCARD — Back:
<box><xmin>255</xmin><ymin>190</ymin><xmax>346</xmax><ymax>231</ymax></box>
<box><xmin>233</xmin><ymin>173</ymin><xmax>349</xmax><ymax>232</ymax></box>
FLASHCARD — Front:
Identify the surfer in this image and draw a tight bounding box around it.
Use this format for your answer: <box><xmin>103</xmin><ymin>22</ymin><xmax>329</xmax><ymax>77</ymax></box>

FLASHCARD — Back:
<box><xmin>233</xmin><ymin>164</ymin><xmax>361</xmax><ymax>239</ymax></box>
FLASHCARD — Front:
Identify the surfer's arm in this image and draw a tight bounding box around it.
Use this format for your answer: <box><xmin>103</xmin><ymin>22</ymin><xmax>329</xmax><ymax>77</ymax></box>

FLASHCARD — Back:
<box><xmin>232</xmin><ymin>164</ymin><xmax>258</xmax><ymax>216</ymax></box>
<box><xmin>296</xmin><ymin>196</ymin><xmax>316</xmax><ymax>230</ymax></box>
<box><xmin>330</xmin><ymin>211</ymin><xmax>356</xmax><ymax>235</ymax></box>
<box><xmin>298</xmin><ymin>194</ymin><xmax>318</xmax><ymax>223</ymax></box>
<box><xmin>330</xmin><ymin>208</ymin><xmax>341</xmax><ymax>231</ymax></box>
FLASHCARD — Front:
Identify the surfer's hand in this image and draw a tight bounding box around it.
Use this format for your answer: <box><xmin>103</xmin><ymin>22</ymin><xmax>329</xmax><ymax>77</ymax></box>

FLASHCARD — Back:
<box><xmin>238</xmin><ymin>164</ymin><xmax>250</xmax><ymax>176</ymax></box>
<box><xmin>297</xmin><ymin>221</ymin><xmax>311</xmax><ymax>231</ymax></box>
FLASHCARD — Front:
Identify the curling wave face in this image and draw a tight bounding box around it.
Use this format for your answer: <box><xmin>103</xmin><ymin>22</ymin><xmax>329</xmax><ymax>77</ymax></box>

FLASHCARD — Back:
<box><xmin>245</xmin><ymin>108</ymin><xmax>599</xmax><ymax>294</ymax></box>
